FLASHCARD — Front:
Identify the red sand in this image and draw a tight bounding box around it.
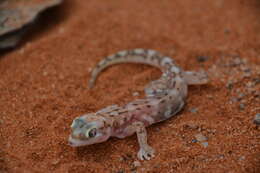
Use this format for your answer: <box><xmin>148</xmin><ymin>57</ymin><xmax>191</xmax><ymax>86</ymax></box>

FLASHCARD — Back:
<box><xmin>0</xmin><ymin>0</ymin><xmax>259</xmax><ymax>172</ymax></box>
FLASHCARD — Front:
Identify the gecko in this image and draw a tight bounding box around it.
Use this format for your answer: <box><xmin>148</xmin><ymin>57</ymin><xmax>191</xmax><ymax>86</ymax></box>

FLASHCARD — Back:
<box><xmin>68</xmin><ymin>49</ymin><xmax>209</xmax><ymax>160</ymax></box>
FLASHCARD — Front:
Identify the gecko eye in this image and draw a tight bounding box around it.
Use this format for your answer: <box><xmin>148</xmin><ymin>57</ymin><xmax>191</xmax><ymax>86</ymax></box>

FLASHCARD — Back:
<box><xmin>85</xmin><ymin>128</ymin><xmax>97</xmax><ymax>138</ymax></box>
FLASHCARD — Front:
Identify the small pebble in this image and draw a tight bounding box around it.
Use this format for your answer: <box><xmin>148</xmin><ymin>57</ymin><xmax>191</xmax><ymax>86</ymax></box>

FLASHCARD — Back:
<box><xmin>233</xmin><ymin>58</ymin><xmax>243</xmax><ymax>66</ymax></box>
<box><xmin>51</xmin><ymin>159</ymin><xmax>60</xmax><ymax>165</ymax></box>
<box><xmin>241</xmin><ymin>58</ymin><xmax>248</xmax><ymax>64</ymax></box>
<box><xmin>133</xmin><ymin>160</ymin><xmax>141</xmax><ymax>167</ymax></box>
<box><xmin>253</xmin><ymin>78</ymin><xmax>260</xmax><ymax>85</ymax></box>
<box><xmin>216</xmin><ymin>154</ymin><xmax>225</xmax><ymax>159</ymax></box>
<box><xmin>119</xmin><ymin>154</ymin><xmax>132</xmax><ymax>161</ymax></box>
<box><xmin>246</xmin><ymin>87</ymin><xmax>256</xmax><ymax>94</ymax></box>
<box><xmin>194</xmin><ymin>133</ymin><xmax>208</xmax><ymax>142</ymax></box>
<box><xmin>191</xmin><ymin>139</ymin><xmax>197</xmax><ymax>143</ymax></box>
<box><xmin>196</xmin><ymin>56</ymin><xmax>209</xmax><ymax>63</ymax></box>
<box><xmin>189</xmin><ymin>108</ymin><xmax>198</xmax><ymax>113</ymax></box>
<box><xmin>206</xmin><ymin>95</ymin><xmax>213</xmax><ymax>99</ymax></box>
<box><xmin>226</xmin><ymin>81</ymin><xmax>233</xmax><ymax>90</ymax></box>
<box><xmin>240</xmin><ymin>99</ymin><xmax>246</xmax><ymax>104</ymax></box>
<box><xmin>43</xmin><ymin>71</ymin><xmax>48</xmax><ymax>76</ymax></box>
<box><xmin>119</xmin><ymin>156</ymin><xmax>124</xmax><ymax>162</ymax></box>
<box><xmin>140</xmin><ymin>168</ymin><xmax>147</xmax><ymax>172</ymax></box>
<box><xmin>132</xmin><ymin>92</ymin><xmax>140</xmax><ymax>96</ymax></box>
<box><xmin>237</xmin><ymin>93</ymin><xmax>245</xmax><ymax>100</ymax></box>
<box><xmin>246</xmin><ymin>81</ymin><xmax>254</xmax><ymax>88</ymax></box>
<box><xmin>242</xmin><ymin>72</ymin><xmax>251</xmax><ymax>78</ymax></box>
<box><xmin>253</xmin><ymin>113</ymin><xmax>260</xmax><ymax>125</ymax></box>
<box><xmin>239</xmin><ymin>103</ymin><xmax>245</xmax><ymax>110</ymax></box>
<box><xmin>238</xmin><ymin>156</ymin><xmax>245</xmax><ymax>161</ymax></box>
<box><xmin>230</xmin><ymin>97</ymin><xmax>239</xmax><ymax>103</ymax></box>
<box><xmin>253</xmin><ymin>91</ymin><xmax>260</xmax><ymax>98</ymax></box>
<box><xmin>185</xmin><ymin>123</ymin><xmax>198</xmax><ymax>130</ymax></box>
<box><xmin>241</xmin><ymin>66</ymin><xmax>251</xmax><ymax>73</ymax></box>
<box><xmin>201</xmin><ymin>142</ymin><xmax>209</xmax><ymax>148</ymax></box>
<box><xmin>117</xmin><ymin>170</ymin><xmax>124</xmax><ymax>173</ymax></box>
<box><xmin>224</xmin><ymin>28</ymin><xmax>230</xmax><ymax>34</ymax></box>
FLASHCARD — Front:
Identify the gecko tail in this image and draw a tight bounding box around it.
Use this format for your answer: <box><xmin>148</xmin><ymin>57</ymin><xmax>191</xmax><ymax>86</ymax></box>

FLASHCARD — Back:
<box><xmin>88</xmin><ymin>49</ymin><xmax>175</xmax><ymax>88</ymax></box>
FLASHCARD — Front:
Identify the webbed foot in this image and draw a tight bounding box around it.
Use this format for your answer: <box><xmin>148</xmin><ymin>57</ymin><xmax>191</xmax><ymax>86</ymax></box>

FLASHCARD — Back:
<box><xmin>137</xmin><ymin>146</ymin><xmax>155</xmax><ymax>160</ymax></box>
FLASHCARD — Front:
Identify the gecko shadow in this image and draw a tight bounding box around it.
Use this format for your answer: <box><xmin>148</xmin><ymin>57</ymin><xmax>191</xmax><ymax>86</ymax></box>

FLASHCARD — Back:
<box><xmin>75</xmin><ymin>137</ymin><xmax>127</xmax><ymax>162</ymax></box>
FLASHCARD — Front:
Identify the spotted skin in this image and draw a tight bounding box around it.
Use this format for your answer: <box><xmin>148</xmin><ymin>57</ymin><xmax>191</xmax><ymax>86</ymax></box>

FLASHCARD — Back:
<box><xmin>69</xmin><ymin>49</ymin><xmax>209</xmax><ymax>160</ymax></box>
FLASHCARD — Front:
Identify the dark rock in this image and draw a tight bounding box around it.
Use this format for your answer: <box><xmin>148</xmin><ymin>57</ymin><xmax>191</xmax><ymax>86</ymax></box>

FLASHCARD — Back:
<box><xmin>253</xmin><ymin>113</ymin><xmax>260</xmax><ymax>125</ymax></box>
<box><xmin>239</xmin><ymin>103</ymin><xmax>245</xmax><ymax>110</ymax></box>
<box><xmin>0</xmin><ymin>0</ymin><xmax>63</xmax><ymax>49</ymax></box>
<box><xmin>196</xmin><ymin>56</ymin><xmax>210</xmax><ymax>63</ymax></box>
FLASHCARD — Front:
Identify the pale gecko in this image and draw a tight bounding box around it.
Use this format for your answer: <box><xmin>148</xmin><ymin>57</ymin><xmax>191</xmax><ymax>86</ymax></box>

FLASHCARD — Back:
<box><xmin>68</xmin><ymin>49</ymin><xmax>209</xmax><ymax>160</ymax></box>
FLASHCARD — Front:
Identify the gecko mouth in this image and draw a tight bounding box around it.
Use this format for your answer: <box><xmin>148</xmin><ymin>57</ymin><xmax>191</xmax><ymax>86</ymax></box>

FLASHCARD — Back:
<box><xmin>68</xmin><ymin>134</ymin><xmax>110</xmax><ymax>147</ymax></box>
<box><xmin>68</xmin><ymin>135</ymin><xmax>90</xmax><ymax>147</ymax></box>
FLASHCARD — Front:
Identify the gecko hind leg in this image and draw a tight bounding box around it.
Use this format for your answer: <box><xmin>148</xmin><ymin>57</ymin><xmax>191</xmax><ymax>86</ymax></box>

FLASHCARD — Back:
<box><xmin>182</xmin><ymin>70</ymin><xmax>209</xmax><ymax>85</ymax></box>
<box><xmin>144</xmin><ymin>77</ymin><xmax>169</xmax><ymax>98</ymax></box>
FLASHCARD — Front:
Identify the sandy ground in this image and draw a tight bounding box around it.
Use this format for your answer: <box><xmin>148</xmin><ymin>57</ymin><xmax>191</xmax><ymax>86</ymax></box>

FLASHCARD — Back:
<box><xmin>0</xmin><ymin>0</ymin><xmax>260</xmax><ymax>172</ymax></box>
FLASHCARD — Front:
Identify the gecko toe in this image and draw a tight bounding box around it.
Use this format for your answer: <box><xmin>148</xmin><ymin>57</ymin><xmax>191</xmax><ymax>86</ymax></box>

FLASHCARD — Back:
<box><xmin>137</xmin><ymin>147</ymin><xmax>155</xmax><ymax>160</ymax></box>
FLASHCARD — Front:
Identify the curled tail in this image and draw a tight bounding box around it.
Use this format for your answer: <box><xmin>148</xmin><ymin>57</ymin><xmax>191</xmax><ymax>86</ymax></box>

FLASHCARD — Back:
<box><xmin>88</xmin><ymin>49</ymin><xmax>176</xmax><ymax>88</ymax></box>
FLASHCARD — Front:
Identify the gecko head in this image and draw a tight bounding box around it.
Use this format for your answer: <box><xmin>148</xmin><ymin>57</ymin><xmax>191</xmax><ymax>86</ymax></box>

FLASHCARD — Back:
<box><xmin>68</xmin><ymin>114</ymin><xmax>111</xmax><ymax>147</ymax></box>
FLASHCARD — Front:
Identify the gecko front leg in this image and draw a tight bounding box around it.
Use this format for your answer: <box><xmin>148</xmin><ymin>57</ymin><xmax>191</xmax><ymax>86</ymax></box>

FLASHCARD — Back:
<box><xmin>126</xmin><ymin>121</ymin><xmax>155</xmax><ymax>160</ymax></box>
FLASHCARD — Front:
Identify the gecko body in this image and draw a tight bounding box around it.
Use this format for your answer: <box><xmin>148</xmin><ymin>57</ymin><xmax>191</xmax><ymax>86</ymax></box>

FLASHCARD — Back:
<box><xmin>68</xmin><ymin>49</ymin><xmax>208</xmax><ymax>160</ymax></box>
